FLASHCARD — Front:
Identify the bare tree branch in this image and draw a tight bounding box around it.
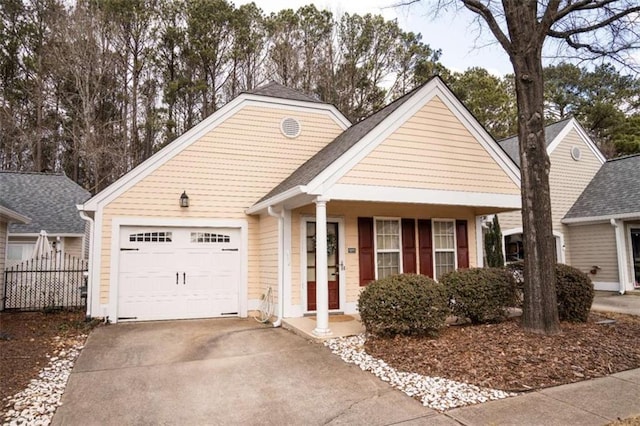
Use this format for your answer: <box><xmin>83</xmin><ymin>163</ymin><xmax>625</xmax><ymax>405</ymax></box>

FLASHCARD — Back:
<box><xmin>461</xmin><ymin>0</ymin><xmax>511</xmax><ymax>52</ymax></box>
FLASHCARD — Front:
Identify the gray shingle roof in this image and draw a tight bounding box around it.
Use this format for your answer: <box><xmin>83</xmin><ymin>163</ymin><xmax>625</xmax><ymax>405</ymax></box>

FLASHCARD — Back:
<box><xmin>0</xmin><ymin>172</ymin><xmax>91</xmax><ymax>234</ymax></box>
<box><xmin>249</xmin><ymin>82</ymin><xmax>324</xmax><ymax>104</ymax></box>
<box><xmin>498</xmin><ymin>117</ymin><xmax>573</xmax><ymax>167</ymax></box>
<box><xmin>256</xmin><ymin>83</ymin><xmax>417</xmax><ymax>204</ymax></box>
<box><xmin>564</xmin><ymin>154</ymin><xmax>640</xmax><ymax>220</ymax></box>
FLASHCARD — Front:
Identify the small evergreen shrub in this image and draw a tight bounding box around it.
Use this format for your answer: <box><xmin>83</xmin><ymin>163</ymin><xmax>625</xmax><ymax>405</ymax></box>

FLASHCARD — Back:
<box><xmin>505</xmin><ymin>261</ymin><xmax>594</xmax><ymax>322</ymax></box>
<box><xmin>441</xmin><ymin>267</ymin><xmax>518</xmax><ymax>324</ymax></box>
<box><xmin>358</xmin><ymin>274</ymin><xmax>449</xmax><ymax>337</ymax></box>
<box><xmin>555</xmin><ymin>263</ymin><xmax>594</xmax><ymax>322</ymax></box>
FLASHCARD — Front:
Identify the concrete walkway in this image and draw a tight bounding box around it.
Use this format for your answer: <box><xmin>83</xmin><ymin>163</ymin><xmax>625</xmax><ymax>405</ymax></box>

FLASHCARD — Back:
<box><xmin>592</xmin><ymin>291</ymin><xmax>640</xmax><ymax>315</ymax></box>
<box><xmin>444</xmin><ymin>369</ymin><xmax>640</xmax><ymax>425</ymax></box>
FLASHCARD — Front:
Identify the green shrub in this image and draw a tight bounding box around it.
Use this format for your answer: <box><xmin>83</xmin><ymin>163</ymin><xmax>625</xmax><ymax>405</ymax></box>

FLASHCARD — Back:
<box><xmin>505</xmin><ymin>261</ymin><xmax>594</xmax><ymax>322</ymax></box>
<box><xmin>555</xmin><ymin>263</ymin><xmax>594</xmax><ymax>322</ymax></box>
<box><xmin>358</xmin><ymin>274</ymin><xmax>450</xmax><ymax>337</ymax></box>
<box><xmin>441</xmin><ymin>267</ymin><xmax>518</xmax><ymax>324</ymax></box>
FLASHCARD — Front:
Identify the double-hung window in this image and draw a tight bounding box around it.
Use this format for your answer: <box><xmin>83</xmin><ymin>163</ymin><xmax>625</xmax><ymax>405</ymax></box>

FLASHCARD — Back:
<box><xmin>375</xmin><ymin>218</ymin><xmax>401</xmax><ymax>279</ymax></box>
<box><xmin>433</xmin><ymin>220</ymin><xmax>456</xmax><ymax>280</ymax></box>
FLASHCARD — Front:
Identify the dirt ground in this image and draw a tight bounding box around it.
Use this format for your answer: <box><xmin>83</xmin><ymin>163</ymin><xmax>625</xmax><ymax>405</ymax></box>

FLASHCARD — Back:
<box><xmin>366</xmin><ymin>312</ymin><xmax>640</xmax><ymax>392</ymax></box>
<box><xmin>0</xmin><ymin>310</ymin><xmax>98</xmax><ymax>404</ymax></box>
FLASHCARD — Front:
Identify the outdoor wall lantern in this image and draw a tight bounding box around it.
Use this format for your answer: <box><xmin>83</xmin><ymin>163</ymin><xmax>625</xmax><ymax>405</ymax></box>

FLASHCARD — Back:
<box><xmin>180</xmin><ymin>191</ymin><xmax>189</xmax><ymax>208</ymax></box>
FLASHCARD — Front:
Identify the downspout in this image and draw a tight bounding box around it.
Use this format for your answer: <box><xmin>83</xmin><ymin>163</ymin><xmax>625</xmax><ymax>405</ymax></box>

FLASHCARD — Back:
<box><xmin>78</xmin><ymin>208</ymin><xmax>94</xmax><ymax>318</ymax></box>
<box><xmin>610</xmin><ymin>218</ymin><xmax>628</xmax><ymax>295</ymax></box>
<box><xmin>267</xmin><ymin>206</ymin><xmax>284</xmax><ymax>327</ymax></box>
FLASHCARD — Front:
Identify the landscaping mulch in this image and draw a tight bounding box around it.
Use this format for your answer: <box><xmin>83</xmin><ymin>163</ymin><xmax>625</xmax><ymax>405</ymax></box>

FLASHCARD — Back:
<box><xmin>365</xmin><ymin>312</ymin><xmax>640</xmax><ymax>392</ymax></box>
<box><xmin>0</xmin><ymin>310</ymin><xmax>97</xmax><ymax>404</ymax></box>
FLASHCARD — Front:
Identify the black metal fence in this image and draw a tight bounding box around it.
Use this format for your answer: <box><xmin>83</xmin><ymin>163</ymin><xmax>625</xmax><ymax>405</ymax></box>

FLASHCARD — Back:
<box><xmin>3</xmin><ymin>252</ymin><xmax>88</xmax><ymax>311</ymax></box>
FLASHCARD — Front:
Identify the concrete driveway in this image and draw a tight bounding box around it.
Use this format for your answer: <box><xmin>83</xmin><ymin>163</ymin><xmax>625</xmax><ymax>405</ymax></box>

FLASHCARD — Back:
<box><xmin>53</xmin><ymin>318</ymin><xmax>437</xmax><ymax>425</ymax></box>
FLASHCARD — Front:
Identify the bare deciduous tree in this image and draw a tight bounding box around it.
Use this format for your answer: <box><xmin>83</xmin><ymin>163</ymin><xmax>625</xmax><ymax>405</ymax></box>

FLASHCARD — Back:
<box><xmin>401</xmin><ymin>0</ymin><xmax>640</xmax><ymax>335</ymax></box>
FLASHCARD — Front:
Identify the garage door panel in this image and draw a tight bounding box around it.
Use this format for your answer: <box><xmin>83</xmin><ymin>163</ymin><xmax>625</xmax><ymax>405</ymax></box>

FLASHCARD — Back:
<box><xmin>118</xmin><ymin>226</ymin><xmax>241</xmax><ymax>321</ymax></box>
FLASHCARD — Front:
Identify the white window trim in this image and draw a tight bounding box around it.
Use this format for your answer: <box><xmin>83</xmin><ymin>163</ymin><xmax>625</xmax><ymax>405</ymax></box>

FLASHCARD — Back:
<box><xmin>373</xmin><ymin>217</ymin><xmax>403</xmax><ymax>279</ymax></box>
<box><xmin>432</xmin><ymin>218</ymin><xmax>457</xmax><ymax>281</ymax></box>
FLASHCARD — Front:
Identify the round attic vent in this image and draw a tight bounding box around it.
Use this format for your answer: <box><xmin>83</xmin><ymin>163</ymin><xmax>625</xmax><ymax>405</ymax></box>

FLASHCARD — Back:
<box><xmin>281</xmin><ymin>117</ymin><xmax>301</xmax><ymax>138</ymax></box>
<box><xmin>571</xmin><ymin>146</ymin><xmax>582</xmax><ymax>161</ymax></box>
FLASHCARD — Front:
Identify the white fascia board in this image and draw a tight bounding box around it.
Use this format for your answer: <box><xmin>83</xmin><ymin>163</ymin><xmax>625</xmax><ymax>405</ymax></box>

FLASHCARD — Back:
<box><xmin>562</xmin><ymin>212</ymin><xmax>640</xmax><ymax>225</ymax></box>
<box><xmin>305</xmin><ymin>78</ymin><xmax>521</xmax><ymax>195</ymax></box>
<box><xmin>83</xmin><ymin>95</ymin><xmax>349</xmax><ymax>211</ymax></box>
<box><xmin>245</xmin><ymin>186</ymin><xmax>307</xmax><ymax>215</ymax></box>
<box><xmin>546</xmin><ymin>118</ymin><xmax>606</xmax><ymax>165</ymax></box>
<box><xmin>325</xmin><ymin>184</ymin><xmax>522</xmax><ymax>209</ymax></box>
<box><xmin>8</xmin><ymin>232</ymin><xmax>85</xmax><ymax>238</ymax></box>
<box><xmin>0</xmin><ymin>206</ymin><xmax>30</xmax><ymax>224</ymax></box>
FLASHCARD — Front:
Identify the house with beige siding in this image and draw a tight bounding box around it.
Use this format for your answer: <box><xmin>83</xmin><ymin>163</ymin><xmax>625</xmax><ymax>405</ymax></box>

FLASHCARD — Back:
<box><xmin>0</xmin><ymin>201</ymin><xmax>31</xmax><ymax>281</ymax></box>
<box><xmin>0</xmin><ymin>172</ymin><xmax>91</xmax><ymax>269</ymax></box>
<box><xmin>79</xmin><ymin>77</ymin><xmax>522</xmax><ymax>335</ymax></box>
<box><xmin>563</xmin><ymin>154</ymin><xmax>640</xmax><ymax>293</ymax></box>
<box><xmin>496</xmin><ymin>118</ymin><xmax>606</xmax><ymax>266</ymax></box>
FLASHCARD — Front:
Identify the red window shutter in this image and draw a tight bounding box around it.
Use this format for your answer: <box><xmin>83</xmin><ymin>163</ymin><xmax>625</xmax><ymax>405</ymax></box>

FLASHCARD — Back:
<box><xmin>418</xmin><ymin>219</ymin><xmax>433</xmax><ymax>278</ymax></box>
<box><xmin>401</xmin><ymin>218</ymin><xmax>416</xmax><ymax>273</ymax></box>
<box><xmin>456</xmin><ymin>220</ymin><xmax>469</xmax><ymax>269</ymax></box>
<box><xmin>358</xmin><ymin>217</ymin><xmax>375</xmax><ymax>286</ymax></box>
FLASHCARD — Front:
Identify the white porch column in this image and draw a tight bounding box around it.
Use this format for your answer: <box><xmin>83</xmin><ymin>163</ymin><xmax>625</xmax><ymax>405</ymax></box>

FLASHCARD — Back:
<box><xmin>313</xmin><ymin>197</ymin><xmax>332</xmax><ymax>336</ymax></box>
<box><xmin>611</xmin><ymin>219</ymin><xmax>629</xmax><ymax>294</ymax></box>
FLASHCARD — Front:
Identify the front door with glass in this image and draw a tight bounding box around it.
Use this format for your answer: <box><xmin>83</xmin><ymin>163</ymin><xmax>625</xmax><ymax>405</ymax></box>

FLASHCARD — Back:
<box><xmin>632</xmin><ymin>228</ymin><xmax>640</xmax><ymax>288</ymax></box>
<box><xmin>306</xmin><ymin>221</ymin><xmax>339</xmax><ymax>311</ymax></box>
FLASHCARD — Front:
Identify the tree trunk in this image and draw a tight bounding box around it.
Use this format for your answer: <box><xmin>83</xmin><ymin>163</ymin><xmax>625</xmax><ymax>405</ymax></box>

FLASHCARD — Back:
<box><xmin>511</xmin><ymin>51</ymin><xmax>560</xmax><ymax>335</ymax></box>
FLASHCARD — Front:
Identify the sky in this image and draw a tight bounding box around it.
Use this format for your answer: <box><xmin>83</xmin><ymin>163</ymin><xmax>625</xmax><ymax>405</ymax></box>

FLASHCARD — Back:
<box><xmin>235</xmin><ymin>0</ymin><xmax>516</xmax><ymax>76</ymax></box>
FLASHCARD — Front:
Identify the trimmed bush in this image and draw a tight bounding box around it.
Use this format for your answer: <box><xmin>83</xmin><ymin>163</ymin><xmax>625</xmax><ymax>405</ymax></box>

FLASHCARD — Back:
<box><xmin>441</xmin><ymin>267</ymin><xmax>518</xmax><ymax>324</ymax></box>
<box><xmin>505</xmin><ymin>261</ymin><xmax>594</xmax><ymax>322</ymax></box>
<box><xmin>358</xmin><ymin>274</ymin><xmax>449</xmax><ymax>337</ymax></box>
<box><xmin>555</xmin><ymin>263</ymin><xmax>594</xmax><ymax>322</ymax></box>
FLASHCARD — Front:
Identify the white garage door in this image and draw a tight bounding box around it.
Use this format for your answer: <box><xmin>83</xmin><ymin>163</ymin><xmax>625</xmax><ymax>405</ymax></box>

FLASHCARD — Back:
<box><xmin>118</xmin><ymin>226</ymin><xmax>241</xmax><ymax>321</ymax></box>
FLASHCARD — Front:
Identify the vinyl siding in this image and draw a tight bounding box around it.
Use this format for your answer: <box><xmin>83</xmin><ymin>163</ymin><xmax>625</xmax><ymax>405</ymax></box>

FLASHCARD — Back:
<box><xmin>550</xmin><ymin>128</ymin><xmax>604</xmax><ymax>264</ymax></box>
<box><xmin>338</xmin><ymin>96</ymin><xmax>520</xmax><ymax>195</ymax></box>
<box><xmin>259</xmin><ymin>214</ymin><xmax>279</xmax><ymax>308</ymax></box>
<box><xmin>64</xmin><ymin>237</ymin><xmax>84</xmax><ymax>259</ymax></box>
<box><xmin>99</xmin><ymin>105</ymin><xmax>344</xmax><ymax>305</ymax></box>
<box><xmin>498</xmin><ymin>127</ymin><xmax>603</xmax><ymax>263</ymax></box>
<box><xmin>291</xmin><ymin>201</ymin><xmax>478</xmax><ymax>309</ymax></box>
<box><xmin>568</xmin><ymin>223</ymin><xmax>618</xmax><ymax>283</ymax></box>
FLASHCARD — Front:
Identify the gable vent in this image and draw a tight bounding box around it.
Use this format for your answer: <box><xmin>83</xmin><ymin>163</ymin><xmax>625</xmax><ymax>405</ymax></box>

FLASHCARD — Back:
<box><xmin>281</xmin><ymin>117</ymin><xmax>301</xmax><ymax>138</ymax></box>
<box><xmin>571</xmin><ymin>146</ymin><xmax>582</xmax><ymax>161</ymax></box>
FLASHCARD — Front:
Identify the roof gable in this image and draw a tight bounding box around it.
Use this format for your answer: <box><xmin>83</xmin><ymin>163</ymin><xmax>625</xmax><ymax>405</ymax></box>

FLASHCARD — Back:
<box><xmin>564</xmin><ymin>154</ymin><xmax>640</xmax><ymax>221</ymax></box>
<box><xmin>82</xmin><ymin>84</ymin><xmax>350</xmax><ymax>211</ymax></box>
<box><xmin>0</xmin><ymin>172</ymin><xmax>90</xmax><ymax>234</ymax></box>
<box><xmin>249</xmin><ymin>76</ymin><xmax>521</xmax><ymax>213</ymax></box>
<box><xmin>498</xmin><ymin>117</ymin><xmax>605</xmax><ymax>167</ymax></box>
<box><xmin>336</xmin><ymin>95</ymin><xmax>521</xmax><ymax>195</ymax></box>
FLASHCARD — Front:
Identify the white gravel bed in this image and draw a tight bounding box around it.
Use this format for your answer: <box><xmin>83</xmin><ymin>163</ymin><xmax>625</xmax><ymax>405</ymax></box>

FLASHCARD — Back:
<box><xmin>324</xmin><ymin>334</ymin><xmax>517</xmax><ymax>411</ymax></box>
<box><xmin>2</xmin><ymin>336</ymin><xmax>86</xmax><ymax>426</ymax></box>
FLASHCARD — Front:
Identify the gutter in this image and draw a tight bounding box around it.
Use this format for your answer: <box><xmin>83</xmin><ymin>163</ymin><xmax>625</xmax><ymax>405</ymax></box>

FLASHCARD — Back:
<box><xmin>267</xmin><ymin>206</ymin><xmax>284</xmax><ymax>327</ymax></box>
<box><xmin>610</xmin><ymin>218</ymin><xmax>628</xmax><ymax>295</ymax></box>
<box><xmin>77</xmin><ymin>205</ymin><xmax>95</xmax><ymax>318</ymax></box>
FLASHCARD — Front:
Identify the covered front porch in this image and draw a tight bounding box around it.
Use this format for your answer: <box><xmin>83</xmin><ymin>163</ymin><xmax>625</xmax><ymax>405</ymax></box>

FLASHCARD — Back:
<box><xmin>254</xmin><ymin>195</ymin><xmax>520</xmax><ymax>338</ymax></box>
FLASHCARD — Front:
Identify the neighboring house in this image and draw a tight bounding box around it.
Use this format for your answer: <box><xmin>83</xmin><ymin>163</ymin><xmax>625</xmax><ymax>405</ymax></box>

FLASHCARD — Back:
<box><xmin>0</xmin><ymin>172</ymin><xmax>92</xmax><ymax>268</ymax></box>
<box><xmin>496</xmin><ymin>118</ymin><xmax>606</xmax><ymax>265</ymax></box>
<box><xmin>563</xmin><ymin>154</ymin><xmax>640</xmax><ymax>293</ymax></box>
<box><xmin>79</xmin><ymin>77</ymin><xmax>522</xmax><ymax>334</ymax></box>
<box><xmin>0</xmin><ymin>199</ymin><xmax>31</xmax><ymax>276</ymax></box>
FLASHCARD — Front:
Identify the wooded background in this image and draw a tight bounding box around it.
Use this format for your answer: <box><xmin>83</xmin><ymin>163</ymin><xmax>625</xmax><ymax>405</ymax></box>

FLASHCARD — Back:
<box><xmin>1</xmin><ymin>0</ymin><xmax>638</xmax><ymax>193</ymax></box>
